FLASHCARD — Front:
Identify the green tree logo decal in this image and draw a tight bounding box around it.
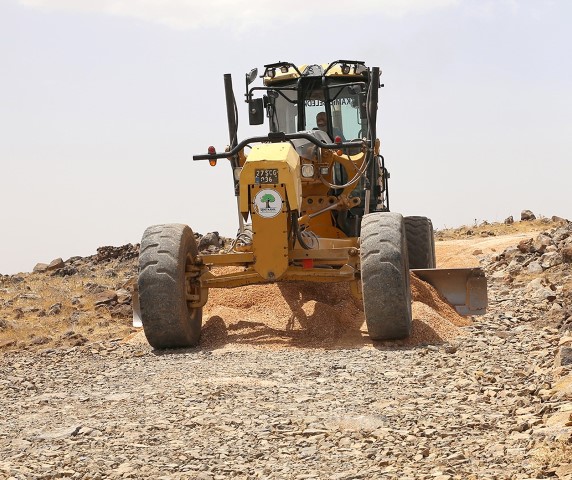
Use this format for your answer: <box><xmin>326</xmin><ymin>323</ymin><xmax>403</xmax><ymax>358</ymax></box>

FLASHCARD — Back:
<box><xmin>261</xmin><ymin>193</ymin><xmax>275</xmax><ymax>208</ymax></box>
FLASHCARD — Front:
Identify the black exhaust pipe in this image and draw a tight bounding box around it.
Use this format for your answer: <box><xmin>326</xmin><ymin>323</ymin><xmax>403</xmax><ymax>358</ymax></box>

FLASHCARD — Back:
<box><xmin>224</xmin><ymin>73</ymin><xmax>245</xmax><ymax>232</ymax></box>
<box><xmin>224</xmin><ymin>74</ymin><xmax>239</xmax><ymax>159</ymax></box>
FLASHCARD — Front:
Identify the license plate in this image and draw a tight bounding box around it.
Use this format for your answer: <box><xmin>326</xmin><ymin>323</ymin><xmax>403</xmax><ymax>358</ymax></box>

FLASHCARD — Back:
<box><xmin>255</xmin><ymin>169</ymin><xmax>279</xmax><ymax>184</ymax></box>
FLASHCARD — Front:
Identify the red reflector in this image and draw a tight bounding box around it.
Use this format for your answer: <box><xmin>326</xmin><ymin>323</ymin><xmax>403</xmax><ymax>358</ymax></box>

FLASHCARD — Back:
<box><xmin>208</xmin><ymin>146</ymin><xmax>216</xmax><ymax>155</ymax></box>
<box><xmin>302</xmin><ymin>259</ymin><xmax>314</xmax><ymax>269</ymax></box>
<box><xmin>334</xmin><ymin>136</ymin><xmax>342</xmax><ymax>144</ymax></box>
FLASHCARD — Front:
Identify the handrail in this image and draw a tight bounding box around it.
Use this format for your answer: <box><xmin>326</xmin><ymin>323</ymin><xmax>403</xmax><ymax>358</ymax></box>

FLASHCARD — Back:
<box><xmin>193</xmin><ymin>132</ymin><xmax>366</xmax><ymax>161</ymax></box>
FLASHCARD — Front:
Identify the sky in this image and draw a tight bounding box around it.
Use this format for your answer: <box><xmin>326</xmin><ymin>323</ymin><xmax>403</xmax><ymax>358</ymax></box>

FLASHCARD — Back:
<box><xmin>1</xmin><ymin>0</ymin><xmax>571</xmax><ymax>274</ymax></box>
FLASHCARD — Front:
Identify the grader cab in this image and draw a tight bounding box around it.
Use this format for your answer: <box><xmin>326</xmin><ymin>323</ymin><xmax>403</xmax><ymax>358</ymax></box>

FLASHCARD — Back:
<box><xmin>136</xmin><ymin>60</ymin><xmax>487</xmax><ymax>349</ymax></box>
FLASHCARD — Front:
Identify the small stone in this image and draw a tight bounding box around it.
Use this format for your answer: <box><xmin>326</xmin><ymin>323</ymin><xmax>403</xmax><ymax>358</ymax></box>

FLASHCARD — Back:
<box><xmin>443</xmin><ymin>344</ymin><xmax>458</xmax><ymax>354</ymax></box>
<box><xmin>527</xmin><ymin>261</ymin><xmax>543</xmax><ymax>274</ymax></box>
<box><xmin>534</xmin><ymin>233</ymin><xmax>553</xmax><ymax>253</ymax></box>
<box><xmin>299</xmin><ymin>446</ymin><xmax>317</xmax><ymax>457</ymax></box>
<box><xmin>37</xmin><ymin>425</ymin><xmax>82</xmax><ymax>440</ymax></box>
<box><xmin>48</xmin><ymin>303</ymin><xmax>62</xmax><ymax>315</ymax></box>
<box><xmin>198</xmin><ymin>232</ymin><xmax>223</xmax><ymax>251</ymax></box>
<box><xmin>94</xmin><ymin>290</ymin><xmax>118</xmax><ymax>306</ymax></box>
<box><xmin>541</xmin><ymin>251</ymin><xmax>562</xmax><ymax>269</ymax></box>
<box><xmin>555</xmin><ymin>346</ymin><xmax>572</xmax><ymax>367</ymax></box>
<box><xmin>30</xmin><ymin>336</ymin><xmax>51</xmax><ymax>345</ymax></box>
<box><xmin>33</xmin><ymin>263</ymin><xmax>49</xmax><ymax>273</ymax></box>
<box><xmin>116</xmin><ymin>288</ymin><xmax>132</xmax><ymax>304</ymax></box>
<box><xmin>446</xmin><ymin>452</ymin><xmax>465</xmax><ymax>461</ymax></box>
<box><xmin>521</xmin><ymin>209</ymin><xmax>536</xmax><ymax>221</ymax></box>
<box><xmin>552</xmin><ymin>215</ymin><xmax>568</xmax><ymax>223</ymax></box>
<box><xmin>47</xmin><ymin>258</ymin><xmax>65</xmax><ymax>271</ymax></box>
<box><xmin>0</xmin><ymin>339</ymin><xmax>17</xmax><ymax>348</ymax></box>
<box><xmin>555</xmin><ymin>464</ymin><xmax>572</xmax><ymax>478</ymax></box>
<box><xmin>517</xmin><ymin>238</ymin><xmax>534</xmax><ymax>253</ymax></box>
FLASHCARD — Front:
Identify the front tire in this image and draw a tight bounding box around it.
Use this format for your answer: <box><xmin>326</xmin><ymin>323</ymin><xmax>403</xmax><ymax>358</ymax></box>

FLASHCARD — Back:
<box><xmin>360</xmin><ymin>212</ymin><xmax>412</xmax><ymax>340</ymax></box>
<box><xmin>138</xmin><ymin>224</ymin><xmax>203</xmax><ymax>349</ymax></box>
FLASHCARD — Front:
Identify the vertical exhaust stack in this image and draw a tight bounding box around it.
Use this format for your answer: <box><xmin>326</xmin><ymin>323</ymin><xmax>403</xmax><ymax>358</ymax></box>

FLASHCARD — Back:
<box><xmin>364</xmin><ymin>66</ymin><xmax>380</xmax><ymax>214</ymax></box>
<box><xmin>224</xmin><ymin>74</ymin><xmax>238</xmax><ymax>155</ymax></box>
<box><xmin>368</xmin><ymin>67</ymin><xmax>379</xmax><ymax>148</ymax></box>
<box><xmin>223</xmin><ymin>73</ymin><xmax>245</xmax><ymax>233</ymax></box>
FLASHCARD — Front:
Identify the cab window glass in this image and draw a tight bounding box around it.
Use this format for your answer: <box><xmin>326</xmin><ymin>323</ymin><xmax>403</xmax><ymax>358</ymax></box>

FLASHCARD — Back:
<box><xmin>271</xmin><ymin>89</ymin><xmax>297</xmax><ymax>133</ymax></box>
<box><xmin>327</xmin><ymin>85</ymin><xmax>365</xmax><ymax>140</ymax></box>
<box><xmin>270</xmin><ymin>82</ymin><xmax>367</xmax><ymax>138</ymax></box>
<box><xmin>303</xmin><ymin>85</ymin><xmax>365</xmax><ymax>139</ymax></box>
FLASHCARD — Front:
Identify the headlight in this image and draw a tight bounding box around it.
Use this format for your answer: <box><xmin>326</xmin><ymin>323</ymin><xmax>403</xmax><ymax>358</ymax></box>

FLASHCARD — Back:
<box><xmin>233</xmin><ymin>167</ymin><xmax>242</xmax><ymax>181</ymax></box>
<box><xmin>301</xmin><ymin>164</ymin><xmax>315</xmax><ymax>178</ymax></box>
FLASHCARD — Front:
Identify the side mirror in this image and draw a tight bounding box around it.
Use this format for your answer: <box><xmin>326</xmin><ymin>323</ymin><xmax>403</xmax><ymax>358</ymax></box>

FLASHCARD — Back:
<box><xmin>248</xmin><ymin>98</ymin><xmax>264</xmax><ymax>125</ymax></box>
<box><xmin>246</xmin><ymin>68</ymin><xmax>258</xmax><ymax>86</ymax></box>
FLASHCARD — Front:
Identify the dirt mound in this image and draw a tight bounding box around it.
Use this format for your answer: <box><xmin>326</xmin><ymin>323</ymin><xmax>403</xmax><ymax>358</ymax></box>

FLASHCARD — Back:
<box><xmin>158</xmin><ymin>267</ymin><xmax>470</xmax><ymax>351</ymax></box>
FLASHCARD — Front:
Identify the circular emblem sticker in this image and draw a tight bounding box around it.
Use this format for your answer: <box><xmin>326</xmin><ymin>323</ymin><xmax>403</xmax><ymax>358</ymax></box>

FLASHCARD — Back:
<box><xmin>253</xmin><ymin>189</ymin><xmax>283</xmax><ymax>219</ymax></box>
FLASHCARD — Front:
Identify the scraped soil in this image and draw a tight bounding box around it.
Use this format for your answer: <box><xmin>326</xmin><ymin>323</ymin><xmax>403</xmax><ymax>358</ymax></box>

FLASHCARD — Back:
<box><xmin>129</xmin><ymin>273</ymin><xmax>469</xmax><ymax>351</ymax></box>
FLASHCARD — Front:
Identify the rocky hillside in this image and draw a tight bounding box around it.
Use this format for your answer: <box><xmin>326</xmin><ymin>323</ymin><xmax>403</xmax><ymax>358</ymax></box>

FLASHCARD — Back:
<box><xmin>0</xmin><ymin>232</ymin><xmax>228</xmax><ymax>350</ymax></box>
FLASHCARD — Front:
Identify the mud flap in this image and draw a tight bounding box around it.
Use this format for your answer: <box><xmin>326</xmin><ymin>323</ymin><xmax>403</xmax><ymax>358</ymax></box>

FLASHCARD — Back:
<box><xmin>132</xmin><ymin>284</ymin><xmax>142</xmax><ymax>328</ymax></box>
<box><xmin>412</xmin><ymin>268</ymin><xmax>487</xmax><ymax>315</ymax></box>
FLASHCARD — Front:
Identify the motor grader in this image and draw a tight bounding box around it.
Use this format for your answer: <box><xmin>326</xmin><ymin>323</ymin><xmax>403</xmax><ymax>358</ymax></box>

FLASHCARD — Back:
<box><xmin>135</xmin><ymin>60</ymin><xmax>487</xmax><ymax>349</ymax></box>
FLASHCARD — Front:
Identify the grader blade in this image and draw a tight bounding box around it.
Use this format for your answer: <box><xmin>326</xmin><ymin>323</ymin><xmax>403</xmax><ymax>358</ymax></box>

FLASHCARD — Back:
<box><xmin>412</xmin><ymin>268</ymin><xmax>487</xmax><ymax>316</ymax></box>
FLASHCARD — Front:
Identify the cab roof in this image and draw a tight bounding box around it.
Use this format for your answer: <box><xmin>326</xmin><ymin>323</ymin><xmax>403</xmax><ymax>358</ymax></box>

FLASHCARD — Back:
<box><xmin>262</xmin><ymin>60</ymin><xmax>369</xmax><ymax>86</ymax></box>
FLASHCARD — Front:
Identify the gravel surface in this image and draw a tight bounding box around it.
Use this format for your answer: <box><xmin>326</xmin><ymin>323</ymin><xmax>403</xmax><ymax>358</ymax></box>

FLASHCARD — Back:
<box><xmin>0</xmin><ymin>302</ymin><xmax>566</xmax><ymax>479</ymax></box>
<box><xmin>2</xmin><ymin>221</ymin><xmax>571</xmax><ymax>479</ymax></box>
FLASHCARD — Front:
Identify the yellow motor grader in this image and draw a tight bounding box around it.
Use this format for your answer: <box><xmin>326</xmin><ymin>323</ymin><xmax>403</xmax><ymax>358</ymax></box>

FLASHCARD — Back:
<box><xmin>135</xmin><ymin>60</ymin><xmax>487</xmax><ymax>349</ymax></box>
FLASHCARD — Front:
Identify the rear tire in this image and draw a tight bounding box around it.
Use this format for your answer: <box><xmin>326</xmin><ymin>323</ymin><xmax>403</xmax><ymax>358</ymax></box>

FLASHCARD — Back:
<box><xmin>138</xmin><ymin>224</ymin><xmax>203</xmax><ymax>349</ymax></box>
<box><xmin>404</xmin><ymin>216</ymin><xmax>436</xmax><ymax>269</ymax></box>
<box><xmin>360</xmin><ymin>212</ymin><xmax>412</xmax><ymax>340</ymax></box>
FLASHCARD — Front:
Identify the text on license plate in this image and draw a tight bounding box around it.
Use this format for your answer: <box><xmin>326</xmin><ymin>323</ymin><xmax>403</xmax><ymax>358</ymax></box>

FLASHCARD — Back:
<box><xmin>255</xmin><ymin>169</ymin><xmax>279</xmax><ymax>184</ymax></box>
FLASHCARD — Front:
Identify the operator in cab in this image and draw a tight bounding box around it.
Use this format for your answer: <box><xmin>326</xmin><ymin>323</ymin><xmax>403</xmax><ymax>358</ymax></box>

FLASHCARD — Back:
<box><xmin>315</xmin><ymin>112</ymin><xmax>345</xmax><ymax>141</ymax></box>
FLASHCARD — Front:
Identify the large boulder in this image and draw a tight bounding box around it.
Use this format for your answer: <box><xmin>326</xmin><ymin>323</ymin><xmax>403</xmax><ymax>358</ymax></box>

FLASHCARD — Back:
<box><xmin>521</xmin><ymin>210</ymin><xmax>536</xmax><ymax>221</ymax></box>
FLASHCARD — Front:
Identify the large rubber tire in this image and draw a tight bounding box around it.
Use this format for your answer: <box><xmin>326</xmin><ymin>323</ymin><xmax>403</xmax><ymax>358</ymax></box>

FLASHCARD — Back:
<box><xmin>360</xmin><ymin>212</ymin><xmax>412</xmax><ymax>340</ymax></box>
<box><xmin>138</xmin><ymin>224</ymin><xmax>203</xmax><ymax>349</ymax></box>
<box><xmin>404</xmin><ymin>216</ymin><xmax>436</xmax><ymax>269</ymax></box>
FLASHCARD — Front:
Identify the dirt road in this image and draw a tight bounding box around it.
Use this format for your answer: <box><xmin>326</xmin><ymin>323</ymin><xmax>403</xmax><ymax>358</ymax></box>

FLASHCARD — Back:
<box><xmin>0</xmin><ymin>314</ymin><xmax>562</xmax><ymax>479</ymax></box>
<box><xmin>0</xmin><ymin>226</ymin><xmax>569</xmax><ymax>479</ymax></box>
<box><xmin>436</xmin><ymin>231</ymin><xmax>543</xmax><ymax>269</ymax></box>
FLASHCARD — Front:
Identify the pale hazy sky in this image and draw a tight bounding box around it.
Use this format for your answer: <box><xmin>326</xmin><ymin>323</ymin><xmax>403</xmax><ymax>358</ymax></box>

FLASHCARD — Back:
<box><xmin>1</xmin><ymin>0</ymin><xmax>570</xmax><ymax>274</ymax></box>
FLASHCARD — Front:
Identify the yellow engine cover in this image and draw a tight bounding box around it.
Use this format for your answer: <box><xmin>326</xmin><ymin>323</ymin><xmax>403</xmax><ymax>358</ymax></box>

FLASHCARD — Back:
<box><xmin>239</xmin><ymin>143</ymin><xmax>302</xmax><ymax>215</ymax></box>
<box><xmin>239</xmin><ymin>143</ymin><xmax>302</xmax><ymax>280</ymax></box>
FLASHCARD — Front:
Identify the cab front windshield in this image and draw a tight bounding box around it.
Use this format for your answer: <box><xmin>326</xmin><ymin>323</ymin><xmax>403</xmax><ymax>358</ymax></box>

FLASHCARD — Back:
<box><xmin>270</xmin><ymin>81</ymin><xmax>367</xmax><ymax>141</ymax></box>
